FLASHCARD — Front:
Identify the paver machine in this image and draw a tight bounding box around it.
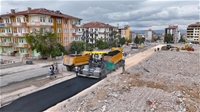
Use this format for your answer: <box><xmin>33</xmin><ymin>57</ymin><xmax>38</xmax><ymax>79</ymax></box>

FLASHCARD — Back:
<box><xmin>79</xmin><ymin>47</ymin><xmax>125</xmax><ymax>79</ymax></box>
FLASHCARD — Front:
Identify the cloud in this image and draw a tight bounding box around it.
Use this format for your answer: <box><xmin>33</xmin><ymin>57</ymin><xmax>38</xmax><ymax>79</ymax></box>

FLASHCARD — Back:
<box><xmin>80</xmin><ymin>7</ymin><xmax>109</xmax><ymax>15</ymax></box>
<box><xmin>0</xmin><ymin>0</ymin><xmax>199</xmax><ymax>31</ymax></box>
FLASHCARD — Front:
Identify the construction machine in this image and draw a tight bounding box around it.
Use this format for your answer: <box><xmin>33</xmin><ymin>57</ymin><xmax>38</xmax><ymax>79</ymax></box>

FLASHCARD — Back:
<box><xmin>80</xmin><ymin>47</ymin><xmax>125</xmax><ymax>79</ymax></box>
<box><xmin>63</xmin><ymin>51</ymin><xmax>108</xmax><ymax>71</ymax></box>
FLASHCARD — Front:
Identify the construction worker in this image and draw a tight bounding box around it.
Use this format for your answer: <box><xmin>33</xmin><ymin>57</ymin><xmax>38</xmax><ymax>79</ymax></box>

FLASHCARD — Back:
<box><xmin>75</xmin><ymin>66</ymin><xmax>79</xmax><ymax>76</ymax></box>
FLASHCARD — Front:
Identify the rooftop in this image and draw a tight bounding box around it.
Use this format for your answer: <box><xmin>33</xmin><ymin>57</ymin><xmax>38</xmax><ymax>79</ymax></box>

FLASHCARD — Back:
<box><xmin>166</xmin><ymin>25</ymin><xmax>178</xmax><ymax>29</ymax></box>
<box><xmin>81</xmin><ymin>21</ymin><xmax>117</xmax><ymax>28</ymax></box>
<box><xmin>188</xmin><ymin>22</ymin><xmax>200</xmax><ymax>27</ymax></box>
<box><xmin>0</xmin><ymin>7</ymin><xmax>81</xmax><ymax>20</ymax></box>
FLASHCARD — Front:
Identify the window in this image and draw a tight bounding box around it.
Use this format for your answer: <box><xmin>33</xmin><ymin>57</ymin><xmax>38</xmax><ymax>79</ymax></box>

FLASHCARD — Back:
<box><xmin>48</xmin><ymin>18</ymin><xmax>53</xmax><ymax>23</ymax></box>
<box><xmin>56</xmin><ymin>18</ymin><xmax>61</xmax><ymax>24</ymax></box>
<box><xmin>24</xmin><ymin>28</ymin><xmax>28</xmax><ymax>33</ymax></box>
<box><xmin>20</xmin><ymin>48</ymin><xmax>24</xmax><ymax>53</ymax></box>
<box><xmin>64</xmin><ymin>20</ymin><xmax>67</xmax><ymax>24</ymax></box>
<box><xmin>57</xmin><ymin>28</ymin><xmax>61</xmax><ymax>33</ymax></box>
<box><xmin>5</xmin><ymin>18</ymin><xmax>10</xmax><ymax>23</ymax></box>
<box><xmin>2</xmin><ymin>29</ymin><xmax>5</xmax><ymax>33</ymax></box>
<box><xmin>64</xmin><ymin>28</ymin><xmax>68</xmax><ymax>33</ymax></box>
<box><xmin>57</xmin><ymin>37</ymin><xmax>62</xmax><ymax>42</ymax></box>
<box><xmin>43</xmin><ymin>17</ymin><xmax>45</xmax><ymax>22</ymax></box>
<box><xmin>17</xmin><ymin>18</ymin><xmax>21</xmax><ymax>23</ymax></box>
<box><xmin>8</xmin><ymin>28</ymin><xmax>11</xmax><ymax>33</ymax></box>
<box><xmin>40</xmin><ymin>17</ymin><xmax>43</xmax><ymax>22</ymax></box>
<box><xmin>64</xmin><ymin>37</ymin><xmax>68</xmax><ymax>42</ymax></box>
<box><xmin>18</xmin><ymin>28</ymin><xmax>22</xmax><ymax>33</ymax></box>
<box><xmin>23</xmin><ymin>17</ymin><xmax>27</xmax><ymax>22</ymax></box>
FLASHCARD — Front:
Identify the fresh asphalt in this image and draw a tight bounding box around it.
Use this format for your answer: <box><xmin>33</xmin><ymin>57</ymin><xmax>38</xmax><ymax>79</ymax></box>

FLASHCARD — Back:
<box><xmin>0</xmin><ymin>76</ymin><xmax>100</xmax><ymax>111</ymax></box>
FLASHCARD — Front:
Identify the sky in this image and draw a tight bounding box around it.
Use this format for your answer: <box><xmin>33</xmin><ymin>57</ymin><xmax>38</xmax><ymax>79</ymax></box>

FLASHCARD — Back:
<box><xmin>0</xmin><ymin>0</ymin><xmax>199</xmax><ymax>32</ymax></box>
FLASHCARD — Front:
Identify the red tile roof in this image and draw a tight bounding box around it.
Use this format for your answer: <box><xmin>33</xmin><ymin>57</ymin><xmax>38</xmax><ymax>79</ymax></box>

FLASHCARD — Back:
<box><xmin>82</xmin><ymin>21</ymin><xmax>117</xmax><ymax>28</ymax></box>
<box><xmin>0</xmin><ymin>8</ymin><xmax>81</xmax><ymax>20</ymax></box>
<box><xmin>188</xmin><ymin>22</ymin><xmax>200</xmax><ymax>27</ymax></box>
<box><xmin>166</xmin><ymin>25</ymin><xmax>178</xmax><ymax>29</ymax></box>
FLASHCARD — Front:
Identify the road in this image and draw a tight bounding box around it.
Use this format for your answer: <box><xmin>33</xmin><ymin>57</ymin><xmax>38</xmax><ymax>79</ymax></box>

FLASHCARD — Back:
<box><xmin>0</xmin><ymin>76</ymin><xmax>100</xmax><ymax>111</ymax></box>
<box><xmin>0</xmin><ymin>64</ymin><xmax>65</xmax><ymax>87</ymax></box>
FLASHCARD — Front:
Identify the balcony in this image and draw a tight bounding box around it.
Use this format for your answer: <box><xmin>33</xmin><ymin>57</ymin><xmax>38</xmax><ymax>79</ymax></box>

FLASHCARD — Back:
<box><xmin>14</xmin><ymin>43</ymin><xmax>29</xmax><ymax>48</ymax></box>
<box><xmin>76</xmin><ymin>32</ymin><xmax>83</xmax><ymax>36</ymax></box>
<box><xmin>13</xmin><ymin>33</ymin><xmax>27</xmax><ymax>37</ymax></box>
<box><xmin>12</xmin><ymin>22</ymin><xmax>26</xmax><ymax>27</ymax></box>
<box><xmin>72</xmin><ymin>33</ymin><xmax>76</xmax><ymax>36</ymax></box>
<box><xmin>6</xmin><ymin>33</ymin><xmax>13</xmax><ymax>36</ymax></box>
<box><xmin>0</xmin><ymin>33</ymin><xmax>5</xmax><ymax>36</ymax></box>
<box><xmin>72</xmin><ymin>24</ymin><xmax>76</xmax><ymax>28</ymax></box>
<box><xmin>27</xmin><ymin>22</ymin><xmax>53</xmax><ymax>26</ymax></box>
<box><xmin>0</xmin><ymin>23</ymin><xmax>12</xmax><ymax>27</ymax></box>
<box><xmin>0</xmin><ymin>42</ymin><xmax>13</xmax><ymax>46</ymax></box>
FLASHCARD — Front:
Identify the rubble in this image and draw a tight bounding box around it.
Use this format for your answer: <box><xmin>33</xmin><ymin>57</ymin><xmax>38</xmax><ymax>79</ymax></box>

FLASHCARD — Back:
<box><xmin>47</xmin><ymin>45</ymin><xmax>200</xmax><ymax>112</ymax></box>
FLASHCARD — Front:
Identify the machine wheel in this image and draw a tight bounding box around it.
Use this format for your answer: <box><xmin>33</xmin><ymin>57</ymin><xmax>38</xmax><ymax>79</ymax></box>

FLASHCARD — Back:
<box><xmin>66</xmin><ymin>66</ymin><xmax>73</xmax><ymax>71</ymax></box>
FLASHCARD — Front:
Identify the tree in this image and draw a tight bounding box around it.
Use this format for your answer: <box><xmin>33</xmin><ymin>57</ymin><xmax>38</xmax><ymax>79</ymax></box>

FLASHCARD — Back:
<box><xmin>126</xmin><ymin>38</ymin><xmax>132</xmax><ymax>43</ymax></box>
<box><xmin>69</xmin><ymin>41</ymin><xmax>93</xmax><ymax>54</ymax></box>
<box><xmin>96</xmin><ymin>39</ymin><xmax>108</xmax><ymax>49</ymax></box>
<box><xmin>25</xmin><ymin>28</ymin><xmax>63</xmax><ymax>58</ymax></box>
<box><xmin>164</xmin><ymin>34</ymin><xmax>173</xmax><ymax>43</ymax></box>
<box><xmin>134</xmin><ymin>36</ymin><xmax>139</xmax><ymax>44</ymax></box>
<box><xmin>139</xmin><ymin>37</ymin><xmax>145</xmax><ymax>44</ymax></box>
<box><xmin>179</xmin><ymin>35</ymin><xmax>186</xmax><ymax>43</ymax></box>
<box><xmin>119</xmin><ymin>37</ymin><xmax>126</xmax><ymax>46</ymax></box>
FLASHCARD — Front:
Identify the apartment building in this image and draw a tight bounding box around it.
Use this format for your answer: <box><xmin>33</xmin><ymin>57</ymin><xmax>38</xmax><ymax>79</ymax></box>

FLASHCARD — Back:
<box><xmin>80</xmin><ymin>21</ymin><xmax>118</xmax><ymax>44</ymax></box>
<box><xmin>186</xmin><ymin>22</ymin><xmax>200</xmax><ymax>43</ymax></box>
<box><xmin>118</xmin><ymin>25</ymin><xmax>130</xmax><ymax>40</ymax></box>
<box><xmin>144</xmin><ymin>29</ymin><xmax>154</xmax><ymax>42</ymax></box>
<box><xmin>130</xmin><ymin>31</ymin><xmax>137</xmax><ymax>41</ymax></box>
<box><xmin>165</xmin><ymin>25</ymin><xmax>180</xmax><ymax>43</ymax></box>
<box><xmin>0</xmin><ymin>7</ymin><xmax>81</xmax><ymax>57</ymax></box>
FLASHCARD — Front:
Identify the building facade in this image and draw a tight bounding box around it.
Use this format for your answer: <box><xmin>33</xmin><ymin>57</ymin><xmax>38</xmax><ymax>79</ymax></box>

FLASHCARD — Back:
<box><xmin>130</xmin><ymin>31</ymin><xmax>137</xmax><ymax>42</ymax></box>
<box><xmin>0</xmin><ymin>7</ymin><xmax>81</xmax><ymax>57</ymax></box>
<box><xmin>144</xmin><ymin>29</ymin><xmax>154</xmax><ymax>42</ymax></box>
<box><xmin>186</xmin><ymin>22</ymin><xmax>200</xmax><ymax>43</ymax></box>
<box><xmin>80</xmin><ymin>21</ymin><xmax>118</xmax><ymax>44</ymax></box>
<box><xmin>118</xmin><ymin>25</ymin><xmax>130</xmax><ymax>40</ymax></box>
<box><xmin>165</xmin><ymin>25</ymin><xmax>180</xmax><ymax>43</ymax></box>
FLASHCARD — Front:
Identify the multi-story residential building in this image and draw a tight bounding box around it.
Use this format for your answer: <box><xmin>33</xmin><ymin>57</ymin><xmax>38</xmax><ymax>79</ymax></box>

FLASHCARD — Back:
<box><xmin>80</xmin><ymin>21</ymin><xmax>118</xmax><ymax>44</ymax></box>
<box><xmin>130</xmin><ymin>31</ymin><xmax>136</xmax><ymax>42</ymax></box>
<box><xmin>144</xmin><ymin>29</ymin><xmax>154</xmax><ymax>42</ymax></box>
<box><xmin>186</xmin><ymin>22</ymin><xmax>200</xmax><ymax>43</ymax></box>
<box><xmin>118</xmin><ymin>25</ymin><xmax>130</xmax><ymax>40</ymax></box>
<box><xmin>0</xmin><ymin>7</ymin><xmax>81</xmax><ymax>57</ymax></box>
<box><xmin>165</xmin><ymin>25</ymin><xmax>180</xmax><ymax>43</ymax></box>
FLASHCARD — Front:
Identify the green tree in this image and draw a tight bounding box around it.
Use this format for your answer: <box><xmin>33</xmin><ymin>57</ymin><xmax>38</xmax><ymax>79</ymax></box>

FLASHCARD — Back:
<box><xmin>164</xmin><ymin>34</ymin><xmax>173</xmax><ymax>43</ymax></box>
<box><xmin>179</xmin><ymin>35</ymin><xmax>186</xmax><ymax>43</ymax></box>
<box><xmin>139</xmin><ymin>37</ymin><xmax>145</xmax><ymax>44</ymax></box>
<box><xmin>25</xmin><ymin>28</ymin><xmax>63</xmax><ymax>58</ymax></box>
<box><xmin>126</xmin><ymin>38</ymin><xmax>132</xmax><ymax>43</ymax></box>
<box><xmin>96</xmin><ymin>39</ymin><xmax>108</xmax><ymax>49</ymax></box>
<box><xmin>119</xmin><ymin>37</ymin><xmax>126</xmax><ymax>45</ymax></box>
<box><xmin>134</xmin><ymin>36</ymin><xmax>140</xmax><ymax>44</ymax></box>
<box><xmin>69</xmin><ymin>41</ymin><xmax>93</xmax><ymax>54</ymax></box>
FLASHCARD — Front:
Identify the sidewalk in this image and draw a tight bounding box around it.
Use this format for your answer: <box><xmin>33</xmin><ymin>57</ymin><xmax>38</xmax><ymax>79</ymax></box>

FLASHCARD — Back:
<box><xmin>0</xmin><ymin>57</ymin><xmax>63</xmax><ymax>76</ymax></box>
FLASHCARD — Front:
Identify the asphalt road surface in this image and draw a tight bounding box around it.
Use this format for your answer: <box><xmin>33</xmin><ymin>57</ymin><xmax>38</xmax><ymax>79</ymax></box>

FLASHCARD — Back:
<box><xmin>0</xmin><ymin>76</ymin><xmax>100</xmax><ymax>111</ymax></box>
<box><xmin>0</xmin><ymin>64</ymin><xmax>64</xmax><ymax>87</ymax></box>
